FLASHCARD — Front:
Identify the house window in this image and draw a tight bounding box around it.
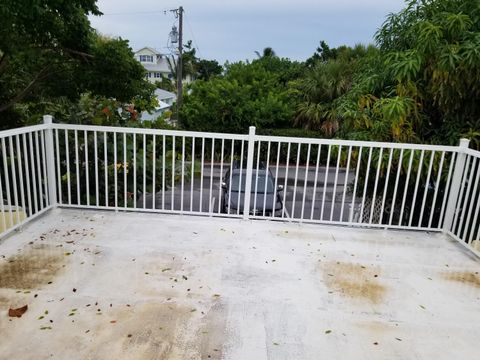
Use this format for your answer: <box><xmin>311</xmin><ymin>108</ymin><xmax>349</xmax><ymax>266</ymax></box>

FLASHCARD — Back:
<box><xmin>139</xmin><ymin>55</ymin><xmax>154</xmax><ymax>62</ymax></box>
<box><xmin>168</xmin><ymin>73</ymin><xmax>173</xmax><ymax>79</ymax></box>
<box><xmin>154</xmin><ymin>72</ymin><xmax>162</xmax><ymax>78</ymax></box>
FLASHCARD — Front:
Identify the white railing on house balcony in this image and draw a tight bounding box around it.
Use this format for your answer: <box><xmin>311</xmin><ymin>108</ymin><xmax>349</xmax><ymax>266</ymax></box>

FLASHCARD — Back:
<box><xmin>1</xmin><ymin>116</ymin><xmax>479</xmax><ymax>255</ymax></box>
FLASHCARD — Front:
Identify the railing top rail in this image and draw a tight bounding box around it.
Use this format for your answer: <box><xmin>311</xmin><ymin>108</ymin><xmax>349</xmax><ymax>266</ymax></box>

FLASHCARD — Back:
<box><xmin>255</xmin><ymin>134</ymin><xmax>460</xmax><ymax>152</ymax></box>
<box><xmin>51</xmin><ymin>123</ymin><xmax>250</xmax><ymax>140</ymax></box>
<box><xmin>465</xmin><ymin>147</ymin><xmax>480</xmax><ymax>158</ymax></box>
<box><xmin>0</xmin><ymin>124</ymin><xmax>50</xmax><ymax>139</ymax></box>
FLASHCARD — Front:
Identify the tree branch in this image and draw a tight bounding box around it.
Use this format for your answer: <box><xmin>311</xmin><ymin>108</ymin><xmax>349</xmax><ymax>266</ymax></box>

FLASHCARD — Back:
<box><xmin>0</xmin><ymin>66</ymin><xmax>50</xmax><ymax>113</ymax></box>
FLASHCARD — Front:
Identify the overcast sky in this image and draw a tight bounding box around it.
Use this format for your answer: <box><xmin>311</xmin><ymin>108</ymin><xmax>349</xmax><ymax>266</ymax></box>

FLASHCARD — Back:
<box><xmin>89</xmin><ymin>0</ymin><xmax>406</xmax><ymax>63</ymax></box>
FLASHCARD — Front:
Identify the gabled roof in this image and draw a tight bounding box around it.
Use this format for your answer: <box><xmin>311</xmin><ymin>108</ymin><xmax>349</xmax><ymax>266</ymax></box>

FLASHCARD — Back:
<box><xmin>154</xmin><ymin>88</ymin><xmax>176</xmax><ymax>101</ymax></box>
<box><xmin>135</xmin><ymin>46</ymin><xmax>160</xmax><ymax>55</ymax></box>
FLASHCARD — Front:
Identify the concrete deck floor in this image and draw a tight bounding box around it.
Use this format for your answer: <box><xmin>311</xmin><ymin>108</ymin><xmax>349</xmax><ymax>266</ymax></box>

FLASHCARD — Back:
<box><xmin>0</xmin><ymin>209</ymin><xmax>479</xmax><ymax>360</ymax></box>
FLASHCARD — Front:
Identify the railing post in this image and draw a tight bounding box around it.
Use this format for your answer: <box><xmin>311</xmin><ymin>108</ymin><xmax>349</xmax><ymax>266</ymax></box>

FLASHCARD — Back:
<box><xmin>443</xmin><ymin>138</ymin><xmax>470</xmax><ymax>232</ymax></box>
<box><xmin>243</xmin><ymin>126</ymin><xmax>256</xmax><ymax>220</ymax></box>
<box><xmin>43</xmin><ymin>115</ymin><xmax>57</xmax><ymax>207</ymax></box>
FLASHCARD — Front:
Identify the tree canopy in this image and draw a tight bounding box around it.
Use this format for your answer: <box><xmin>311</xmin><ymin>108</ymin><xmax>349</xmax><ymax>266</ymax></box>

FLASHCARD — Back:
<box><xmin>0</xmin><ymin>0</ymin><xmax>155</xmax><ymax>129</ymax></box>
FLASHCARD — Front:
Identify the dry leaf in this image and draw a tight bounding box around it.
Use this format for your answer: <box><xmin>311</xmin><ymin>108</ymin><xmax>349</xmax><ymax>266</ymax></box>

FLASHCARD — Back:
<box><xmin>9</xmin><ymin>305</ymin><xmax>28</xmax><ymax>318</ymax></box>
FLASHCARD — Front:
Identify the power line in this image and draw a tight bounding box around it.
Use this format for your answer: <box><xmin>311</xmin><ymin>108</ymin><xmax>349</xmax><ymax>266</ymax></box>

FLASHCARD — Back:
<box><xmin>102</xmin><ymin>9</ymin><xmax>168</xmax><ymax>16</ymax></box>
<box><xmin>184</xmin><ymin>11</ymin><xmax>203</xmax><ymax>59</ymax></box>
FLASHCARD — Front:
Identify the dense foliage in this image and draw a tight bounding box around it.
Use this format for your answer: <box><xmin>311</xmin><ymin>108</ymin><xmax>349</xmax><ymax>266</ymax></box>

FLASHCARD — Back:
<box><xmin>179</xmin><ymin>0</ymin><xmax>480</xmax><ymax>149</ymax></box>
<box><xmin>179</xmin><ymin>57</ymin><xmax>302</xmax><ymax>133</ymax></box>
<box><xmin>0</xmin><ymin>0</ymin><xmax>155</xmax><ymax>129</ymax></box>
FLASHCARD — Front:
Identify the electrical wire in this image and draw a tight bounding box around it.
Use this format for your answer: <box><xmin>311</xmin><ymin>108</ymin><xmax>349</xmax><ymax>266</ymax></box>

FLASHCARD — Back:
<box><xmin>184</xmin><ymin>11</ymin><xmax>203</xmax><ymax>59</ymax></box>
<box><xmin>102</xmin><ymin>10</ymin><xmax>168</xmax><ymax>16</ymax></box>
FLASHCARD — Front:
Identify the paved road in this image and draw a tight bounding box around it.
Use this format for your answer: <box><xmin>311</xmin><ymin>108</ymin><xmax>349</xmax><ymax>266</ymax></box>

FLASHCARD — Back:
<box><xmin>138</xmin><ymin>164</ymin><xmax>358</xmax><ymax>222</ymax></box>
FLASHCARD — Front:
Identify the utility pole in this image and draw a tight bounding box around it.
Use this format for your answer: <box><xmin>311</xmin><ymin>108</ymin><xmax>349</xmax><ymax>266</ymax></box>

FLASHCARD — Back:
<box><xmin>170</xmin><ymin>6</ymin><xmax>183</xmax><ymax>110</ymax></box>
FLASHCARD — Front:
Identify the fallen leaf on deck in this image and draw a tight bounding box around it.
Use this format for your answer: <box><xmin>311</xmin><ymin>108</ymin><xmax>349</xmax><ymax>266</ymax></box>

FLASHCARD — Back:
<box><xmin>325</xmin><ymin>330</ymin><xmax>332</xmax><ymax>334</ymax></box>
<box><xmin>9</xmin><ymin>305</ymin><xmax>28</xmax><ymax>318</ymax></box>
<box><xmin>162</xmin><ymin>268</ymin><xmax>171</xmax><ymax>272</ymax></box>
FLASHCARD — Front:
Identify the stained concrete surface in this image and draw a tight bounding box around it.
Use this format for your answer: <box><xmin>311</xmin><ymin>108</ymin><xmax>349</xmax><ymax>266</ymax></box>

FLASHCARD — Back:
<box><xmin>0</xmin><ymin>209</ymin><xmax>479</xmax><ymax>360</ymax></box>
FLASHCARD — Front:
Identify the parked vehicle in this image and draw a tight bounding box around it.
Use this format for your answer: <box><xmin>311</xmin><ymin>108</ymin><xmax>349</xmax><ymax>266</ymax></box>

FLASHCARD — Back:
<box><xmin>221</xmin><ymin>161</ymin><xmax>283</xmax><ymax>215</ymax></box>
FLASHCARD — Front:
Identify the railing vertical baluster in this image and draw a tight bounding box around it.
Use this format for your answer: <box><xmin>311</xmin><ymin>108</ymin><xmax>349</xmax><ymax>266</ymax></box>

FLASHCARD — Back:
<box><xmin>291</xmin><ymin>143</ymin><xmax>301</xmax><ymax>219</ymax></box>
<box><xmin>15</xmin><ymin>135</ymin><xmax>26</xmax><ymax>219</ymax></box>
<box><xmin>94</xmin><ymin>131</ymin><xmax>99</xmax><ymax>207</ymax></box>
<box><xmin>418</xmin><ymin>151</ymin><xmax>435</xmax><ymax>227</ymax></box>
<box><xmin>310</xmin><ymin>144</ymin><xmax>322</xmax><ymax>220</ymax></box>
<box><xmin>457</xmin><ymin>156</ymin><xmax>476</xmax><ymax>238</ymax></box>
<box><xmin>152</xmin><ymin>135</ymin><xmax>156</xmax><ymax>210</ymax></box>
<box><xmin>209</xmin><ymin>138</ymin><xmax>215</xmax><ymax>214</ymax></box>
<box><xmin>227</xmin><ymin>140</ymin><xmax>234</xmax><ymax>214</ymax></box>
<box><xmin>359</xmin><ymin>147</ymin><xmax>372</xmax><ymax>223</ymax></box>
<box><xmin>428</xmin><ymin>152</ymin><xmax>445</xmax><ymax>228</ymax></box>
<box><xmin>22</xmin><ymin>134</ymin><xmax>32</xmax><ymax>216</ymax></box>
<box><xmin>172</xmin><ymin>136</ymin><xmax>175</xmax><ymax>211</ymax></box>
<box><xmin>253</xmin><ymin>141</ymin><xmax>261</xmax><ymax>215</ymax></box>
<box><xmin>55</xmin><ymin>130</ymin><xmax>61</xmax><ymax>205</ymax></box>
<box><xmin>468</xmin><ymin>175</ymin><xmax>480</xmax><ymax>244</ymax></box>
<box><xmin>103</xmin><ymin>132</ymin><xmax>108</xmax><ymax>207</ymax></box>
<box><xmin>74</xmin><ymin>130</ymin><xmax>80</xmax><ymax>205</ymax></box>
<box><xmin>217</xmin><ymin>139</ymin><xmax>225</xmax><ymax>214</ymax></box>
<box><xmin>30</xmin><ymin>132</ymin><xmax>39</xmax><ymax>212</ymax></box>
<box><xmin>272</xmin><ymin>141</ymin><xmax>281</xmax><ymax>218</ymax></box>
<box><xmin>181</xmin><ymin>136</ymin><xmax>185</xmax><ymax>213</ymax></box>
<box><xmin>0</xmin><ymin>149</ymin><xmax>6</xmax><ymax>230</ymax></box>
<box><xmin>463</xmin><ymin>159</ymin><xmax>479</xmax><ymax>242</ymax></box>
<box><xmin>190</xmin><ymin>137</ymin><xmax>195</xmax><ymax>212</ymax></box>
<box><xmin>40</xmin><ymin>131</ymin><xmax>48</xmax><ymax>208</ymax></box>
<box><xmin>300</xmin><ymin>143</ymin><xmax>311</xmax><ymax>221</ymax></box>
<box><xmin>113</xmin><ymin>133</ymin><xmax>118</xmax><ymax>209</ymax></box>
<box><xmin>399</xmin><ymin>150</ymin><xmax>414</xmax><ymax>226</ymax></box>
<box><xmin>369</xmin><ymin>147</ymin><xmax>383</xmax><ymax>224</ymax></box>
<box><xmin>65</xmin><ymin>130</ymin><xmax>71</xmax><ymax>205</ymax></box>
<box><xmin>321</xmin><ymin>145</ymin><xmax>331</xmax><ymax>221</ymax></box>
<box><xmin>379</xmin><ymin>148</ymin><xmax>394</xmax><ymax>226</ymax></box>
<box><xmin>133</xmin><ymin>133</ymin><xmax>137</xmax><ymax>208</ymax></box>
<box><xmin>34</xmin><ymin>132</ymin><xmax>43</xmax><ymax>209</ymax></box>
<box><xmin>1</xmin><ymin>138</ymin><xmax>13</xmax><ymax>226</ymax></box>
<box><xmin>263</xmin><ymin>141</ymin><xmax>271</xmax><ymax>217</ymax></box>
<box><xmin>451</xmin><ymin>155</ymin><xmax>471</xmax><ymax>234</ymax></box>
<box><xmin>84</xmin><ymin>130</ymin><xmax>90</xmax><ymax>206</ymax></box>
<box><xmin>237</xmin><ymin>140</ymin><xmax>245</xmax><ymax>216</ymax></box>
<box><xmin>389</xmin><ymin>149</ymin><xmax>403</xmax><ymax>226</ymax></box>
<box><xmin>123</xmin><ymin>133</ymin><xmax>127</xmax><ymax>208</ymax></box>
<box><xmin>439</xmin><ymin>153</ymin><xmax>456</xmax><ymax>228</ymax></box>
<box><xmin>330</xmin><ymin>145</ymin><xmax>342</xmax><ymax>221</ymax></box>
<box><xmin>408</xmin><ymin>150</ymin><xmax>425</xmax><ymax>227</ymax></box>
<box><xmin>162</xmin><ymin>135</ymin><xmax>166</xmax><ymax>210</ymax></box>
<box><xmin>340</xmin><ymin>146</ymin><xmax>352</xmax><ymax>222</ymax></box>
<box><xmin>350</xmin><ymin>147</ymin><xmax>363</xmax><ymax>223</ymax></box>
<box><xmin>9</xmin><ymin>137</ymin><xmax>20</xmax><ymax>222</ymax></box>
<box><xmin>143</xmin><ymin>133</ymin><xmax>147</xmax><ymax>209</ymax></box>
<box><xmin>281</xmin><ymin>142</ymin><xmax>291</xmax><ymax>219</ymax></box>
<box><xmin>200</xmin><ymin>137</ymin><xmax>205</xmax><ymax>212</ymax></box>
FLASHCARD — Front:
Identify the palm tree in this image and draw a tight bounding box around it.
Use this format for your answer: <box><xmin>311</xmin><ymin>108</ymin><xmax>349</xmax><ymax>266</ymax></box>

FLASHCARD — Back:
<box><xmin>254</xmin><ymin>47</ymin><xmax>277</xmax><ymax>59</ymax></box>
<box><xmin>294</xmin><ymin>61</ymin><xmax>353</xmax><ymax>135</ymax></box>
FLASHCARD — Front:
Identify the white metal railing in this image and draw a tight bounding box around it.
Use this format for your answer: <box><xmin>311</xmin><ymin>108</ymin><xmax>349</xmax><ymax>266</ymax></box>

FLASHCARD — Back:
<box><xmin>0</xmin><ymin>122</ymin><xmax>54</xmax><ymax>238</ymax></box>
<box><xmin>0</xmin><ymin>116</ymin><xmax>479</xmax><ymax>255</ymax></box>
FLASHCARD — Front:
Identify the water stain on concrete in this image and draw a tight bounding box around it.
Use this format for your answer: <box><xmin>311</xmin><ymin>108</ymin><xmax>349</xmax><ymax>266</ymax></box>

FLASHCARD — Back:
<box><xmin>442</xmin><ymin>271</ymin><xmax>480</xmax><ymax>289</ymax></box>
<box><xmin>321</xmin><ymin>261</ymin><xmax>386</xmax><ymax>304</ymax></box>
<box><xmin>0</xmin><ymin>245</ymin><xmax>66</xmax><ymax>289</ymax></box>
<box><xmin>87</xmin><ymin>299</ymin><xmax>228</xmax><ymax>360</ymax></box>
<box><xmin>198</xmin><ymin>300</ymin><xmax>228</xmax><ymax>360</ymax></box>
<box><xmin>86</xmin><ymin>302</ymin><xmax>191</xmax><ymax>360</ymax></box>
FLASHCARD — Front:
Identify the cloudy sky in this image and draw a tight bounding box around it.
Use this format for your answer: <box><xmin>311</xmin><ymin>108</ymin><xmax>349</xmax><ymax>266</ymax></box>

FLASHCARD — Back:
<box><xmin>89</xmin><ymin>0</ymin><xmax>406</xmax><ymax>63</ymax></box>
